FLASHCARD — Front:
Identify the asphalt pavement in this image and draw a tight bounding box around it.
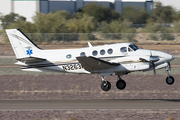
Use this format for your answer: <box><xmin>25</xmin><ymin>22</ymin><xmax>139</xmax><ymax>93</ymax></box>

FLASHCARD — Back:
<box><xmin>0</xmin><ymin>99</ymin><xmax>180</xmax><ymax>110</ymax></box>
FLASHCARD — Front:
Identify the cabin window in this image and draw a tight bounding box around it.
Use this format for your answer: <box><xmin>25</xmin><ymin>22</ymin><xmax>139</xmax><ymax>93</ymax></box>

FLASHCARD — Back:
<box><xmin>107</xmin><ymin>48</ymin><xmax>113</xmax><ymax>54</ymax></box>
<box><xmin>92</xmin><ymin>50</ymin><xmax>98</xmax><ymax>56</ymax></box>
<box><xmin>129</xmin><ymin>44</ymin><xmax>139</xmax><ymax>51</ymax></box>
<box><xmin>120</xmin><ymin>47</ymin><xmax>127</xmax><ymax>52</ymax></box>
<box><xmin>80</xmin><ymin>52</ymin><xmax>86</xmax><ymax>56</ymax></box>
<box><xmin>66</xmin><ymin>54</ymin><xmax>72</xmax><ymax>59</ymax></box>
<box><xmin>128</xmin><ymin>47</ymin><xmax>133</xmax><ymax>52</ymax></box>
<box><xmin>100</xmin><ymin>49</ymin><xmax>105</xmax><ymax>55</ymax></box>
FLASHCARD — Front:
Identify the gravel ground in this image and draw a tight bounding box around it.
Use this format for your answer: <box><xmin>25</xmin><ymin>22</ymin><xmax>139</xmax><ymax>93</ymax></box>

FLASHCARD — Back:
<box><xmin>0</xmin><ymin>74</ymin><xmax>180</xmax><ymax>120</ymax></box>
<box><xmin>0</xmin><ymin>110</ymin><xmax>179</xmax><ymax>120</ymax></box>
<box><xmin>0</xmin><ymin>74</ymin><xmax>179</xmax><ymax>99</ymax></box>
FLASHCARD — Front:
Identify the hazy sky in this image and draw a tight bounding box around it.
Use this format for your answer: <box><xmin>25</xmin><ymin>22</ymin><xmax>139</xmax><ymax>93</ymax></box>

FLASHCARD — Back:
<box><xmin>154</xmin><ymin>0</ymin><xmax>180</xmax><ymax>10</ymax></box>
<box><xmin>93</xmin><ymin>0</ymin><xmax>180</xmax><ymax>10</ymax></box>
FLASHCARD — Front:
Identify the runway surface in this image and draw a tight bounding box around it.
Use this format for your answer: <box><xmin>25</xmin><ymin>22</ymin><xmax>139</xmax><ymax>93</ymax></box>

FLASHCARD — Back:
<box><xmin>0</xmin><ymin>99</ymin><xmax>180</xmax><ymax>110</ymax></box>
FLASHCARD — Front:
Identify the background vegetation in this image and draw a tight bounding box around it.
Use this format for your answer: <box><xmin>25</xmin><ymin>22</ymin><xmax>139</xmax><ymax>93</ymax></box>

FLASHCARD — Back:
<box><xmin>1</xmin><ymin>2</ymin><xmax>180</xmax><ymax>42</ymax></box>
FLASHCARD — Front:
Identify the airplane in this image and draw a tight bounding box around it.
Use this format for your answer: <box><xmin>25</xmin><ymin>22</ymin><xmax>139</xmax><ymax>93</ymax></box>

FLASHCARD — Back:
<box><xmin>6</xmin><ymin>28</ymin><xmax>175</xmax><ymax>91</ymax></box>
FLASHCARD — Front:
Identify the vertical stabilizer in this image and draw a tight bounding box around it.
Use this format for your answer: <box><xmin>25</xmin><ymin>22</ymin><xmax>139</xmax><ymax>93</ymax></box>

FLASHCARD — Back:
<box><xmin>6</xmin><ymin>29</ymin><xmax>41</xmax><ymax>59</ymax></box>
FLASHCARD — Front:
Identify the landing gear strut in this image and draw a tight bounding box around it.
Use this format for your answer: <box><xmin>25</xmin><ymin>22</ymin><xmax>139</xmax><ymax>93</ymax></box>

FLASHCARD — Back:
<box><xmin>100</xmin><ymin>76</ymin><xmax>111</xmax><ymax>91</ymax></box>
<box><xmin>116</xmin><ymin>75</ymin><xmax>126</xmax><ymax>90</ymax></box>
<box><xmin>165</xmin><ymin>64</ymin><xmax>175</xmax><ymax>85</ymax></box>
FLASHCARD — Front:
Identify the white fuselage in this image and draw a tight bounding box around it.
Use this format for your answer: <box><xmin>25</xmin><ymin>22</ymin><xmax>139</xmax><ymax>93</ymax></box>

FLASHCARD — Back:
<box><xmin>6</xmin><ymin>29</ymin><xmax>176</xmax><ymax>91</ymax></box>
<box><xmin>16</xmin><ymin>43</ymin><xmax>174</xmax><ymax>76</ymax></box>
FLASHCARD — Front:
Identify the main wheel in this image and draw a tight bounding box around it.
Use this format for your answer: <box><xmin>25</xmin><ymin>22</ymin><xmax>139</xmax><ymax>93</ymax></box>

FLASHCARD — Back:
<box><xmin>101</xmin><ymin>81</ymin><xmax>111</xmax><ymax>91</ymax></box>
<box><xmin>166</xmin><ymin>76</ymin><xmax>175</xmax><ymax>85</ymax></box>
<box><xmin>116</xmin><ymin>80</ymin><xmax>126</xmax><ymax>90</ymax></box>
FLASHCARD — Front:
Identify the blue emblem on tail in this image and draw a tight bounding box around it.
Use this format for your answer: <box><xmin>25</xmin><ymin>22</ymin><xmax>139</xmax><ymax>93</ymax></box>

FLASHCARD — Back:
<box><xmin>26</xmin><ymin>48</ymin><xmax>33</xmax><ymax>56</ymax></box>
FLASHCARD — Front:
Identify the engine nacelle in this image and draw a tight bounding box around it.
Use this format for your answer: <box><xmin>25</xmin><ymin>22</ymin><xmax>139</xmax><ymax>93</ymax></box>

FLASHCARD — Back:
<box><xmin>155</xmin><ymin>62</ymin><xmax>168</xmax><ymax>70</ymax></box>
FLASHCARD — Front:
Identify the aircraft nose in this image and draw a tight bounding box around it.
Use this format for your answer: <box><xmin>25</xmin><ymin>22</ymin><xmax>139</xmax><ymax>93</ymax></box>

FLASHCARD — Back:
<box><xmin>167</xmin><ymin>54</ymin><xmax>174</xmax><ymax>61</ymax></box>
<box><xmin>160</xmin><ymin>52</ymin><xmax>174</xmax><ymax>62</ymax></box>
<box><xmin>152</xmin><ymin>51</ymin><xmax>174</xmax><ymax>62</ymax></box>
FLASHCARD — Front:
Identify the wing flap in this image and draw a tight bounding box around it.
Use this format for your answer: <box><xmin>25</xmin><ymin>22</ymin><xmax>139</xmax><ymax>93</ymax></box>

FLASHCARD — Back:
<box><xmin>76</xmin><ymin>56</ymin><xmax>119</xmax><ymax>71</ymax></box>
<box><xmin>17</xmin><ymin>57</ymin><xmax>46</xmax><ymax>63</ymax></box>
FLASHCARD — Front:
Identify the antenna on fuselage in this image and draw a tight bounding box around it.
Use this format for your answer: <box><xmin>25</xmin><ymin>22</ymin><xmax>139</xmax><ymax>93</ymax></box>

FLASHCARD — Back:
<box><xmin>88</xmin><ymin>42</ymin><xmax>93</xmax><ymax>47</ymax></box>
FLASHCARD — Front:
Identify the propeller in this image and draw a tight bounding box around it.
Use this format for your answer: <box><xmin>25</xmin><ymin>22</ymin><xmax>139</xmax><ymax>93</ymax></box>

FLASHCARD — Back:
<box><xmin>149</xmin><ymin>51</ymin><xmax>160</xmax><ymax>77</ymax></box>
<box><xmin>149</xmin><ymin>51</ymin><xmax>155</xmax><ymax>76</ymax></box>
<box><xmin>139</xmin><ymin>51</ymin><xmax>160</xmax><ymax>76</ymax></box>
<box><xmin>150</xmin><ymin>60</ymin><xmax>156</xmax><ymax>76</ymax></box>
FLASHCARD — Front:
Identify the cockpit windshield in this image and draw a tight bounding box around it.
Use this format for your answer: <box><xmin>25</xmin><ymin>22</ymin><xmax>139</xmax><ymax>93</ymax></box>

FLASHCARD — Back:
<box><xmin>129</xmin><ymin>44</ymin><xmax>139</xmax><ymax>51</ymax></box>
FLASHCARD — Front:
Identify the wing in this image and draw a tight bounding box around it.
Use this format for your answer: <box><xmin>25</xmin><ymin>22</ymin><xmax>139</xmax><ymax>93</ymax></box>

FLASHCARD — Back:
<box><xmin>76</xmin><ymin>56</ymin><xmax>119</xmax><ymax>71</ymax></box>
<box><xmin>17</xmin><ymin>57</ymin><xmax>46</xmax><ymax>63</ymax></box>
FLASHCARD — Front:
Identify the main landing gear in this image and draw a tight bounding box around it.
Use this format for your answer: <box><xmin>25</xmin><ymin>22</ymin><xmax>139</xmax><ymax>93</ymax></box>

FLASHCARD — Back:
<box><xmin>100</xmin><ymin>75</ymin><xmax>126</xmax><ymax>91</ymax></box>
<box><xmin>165</xmin><ymin>65</ymin><xmax>175</xmax><ymax>85</ymax></box>
<box><xmin>116</xmin><ymin>75</ymin><xmax>126</xmax><ymax>90</ymax></box>
<box><xmin>100</xmin><ymin>76</ymin><xmax>111</xmax><ymax>91</ymax></box>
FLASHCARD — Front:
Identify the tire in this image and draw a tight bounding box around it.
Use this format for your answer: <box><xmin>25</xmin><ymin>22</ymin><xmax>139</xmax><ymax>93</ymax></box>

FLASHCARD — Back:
<box><xmin>116</xmin><ymin>80</ymin><xmax>126</xmax><ymax>90</ymax></box>
<box><xmin>166</xmin><ymin>76</ymin><xmax>175</xmax><ymax>85</ymax></box>
<box><xmin>101</xmin><ymin>81</ymin><xmax>111</xmax><ymax>91</ymax></box>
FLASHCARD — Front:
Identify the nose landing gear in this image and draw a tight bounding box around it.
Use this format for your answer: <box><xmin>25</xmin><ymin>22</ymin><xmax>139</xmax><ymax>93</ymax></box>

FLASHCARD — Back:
<box><xmin>165</xmin><ymin>64</ymin><xmax>175</xmax><ymax>85</ymax></box>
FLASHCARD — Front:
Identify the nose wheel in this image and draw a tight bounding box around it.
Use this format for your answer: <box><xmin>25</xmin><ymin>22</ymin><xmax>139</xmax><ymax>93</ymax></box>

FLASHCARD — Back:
<box><xmin>166</xmin><ymin>76</ymin><xmax>174</xmax><ymax>85</ymax></box>
<box><xmin>165</xmin><ymin>64</ymin><xmax>175</xmax><ymax>85</ymax></box>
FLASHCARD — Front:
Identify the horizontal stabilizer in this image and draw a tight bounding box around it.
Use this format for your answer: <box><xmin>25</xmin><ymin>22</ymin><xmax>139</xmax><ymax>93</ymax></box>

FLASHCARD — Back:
<box><xmin>17</xmin><ymin>57</ymin><xmax>46</xmax><ymax>64</ymax></box>
<box><xmin>76</xmin><ymin>56</ymin><xmax>119</xmax><ymax>71</ymax></box>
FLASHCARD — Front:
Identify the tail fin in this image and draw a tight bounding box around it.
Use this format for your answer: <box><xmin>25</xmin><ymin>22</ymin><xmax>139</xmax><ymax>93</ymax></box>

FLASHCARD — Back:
<box><xmin>6</xmin><ymin>29</ymin><xmax>41</xmax><ymax>59</ymax></box>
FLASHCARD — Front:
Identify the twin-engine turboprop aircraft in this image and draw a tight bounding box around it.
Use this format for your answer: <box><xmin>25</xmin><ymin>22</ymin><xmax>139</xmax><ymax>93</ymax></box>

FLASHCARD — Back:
<box><xmin>6</xmin><ymin>29</ymin><xmax>175</xmax><ymax>91</ymax></box>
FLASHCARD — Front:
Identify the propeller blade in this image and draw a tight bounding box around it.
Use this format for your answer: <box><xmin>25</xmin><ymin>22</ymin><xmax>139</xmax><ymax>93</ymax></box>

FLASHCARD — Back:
<box><xmin>150</xmin><ymin>50</ymin><xmax>159</xmax><ymax>62</ymax></box>
<box><xmin>150</xmin><ymin>50</ymin><xmax>157</xmax><ymax>76</ymax></box>
<box><xmin>150</xmin><ymin>50</ymin><xmax>152</xmax><ymax>56</ymax></box>
<box><xmin>150</xmin><ymin>56</ymin><xmax>159</xmax><ymax>62</ymax></box>
<box><xmin>152</xmin><ymin>62</ymin><xmax>156</xmax><ymax>77</ymax></box>
<box><xmin>139</xmin><ymin>56</ymin><xmax>159</xmax><ymax>62</ymax></box>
